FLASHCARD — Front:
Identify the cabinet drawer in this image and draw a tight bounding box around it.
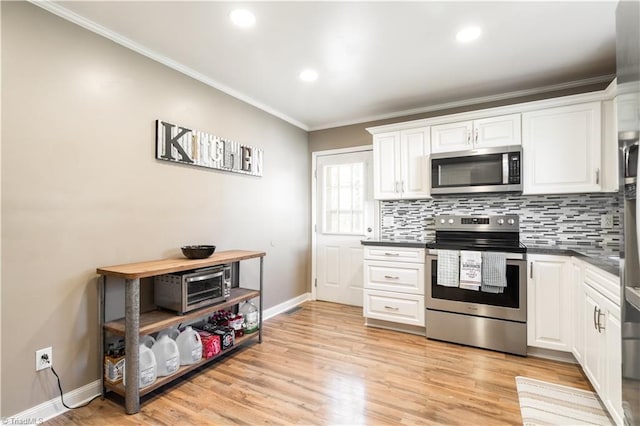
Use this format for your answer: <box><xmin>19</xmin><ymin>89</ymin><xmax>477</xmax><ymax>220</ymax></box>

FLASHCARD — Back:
<box><xmin>363</xmin><ymin>289</ymin><xmax>425</xmax><ymax>326</ymax></box>
<box><xmin>364</xmin><ymin>246</ymin><xmax>425</xmax><ymax>263</ymax></box>
<box><xmin>364</xmin><ymin>260</ymin><xmax>424</xmax><ymax>294</ymax></box>
<box><xmin>584</xmin><ymin>264</ymin><xmax>619</xmax><ymax>305</ymax></box>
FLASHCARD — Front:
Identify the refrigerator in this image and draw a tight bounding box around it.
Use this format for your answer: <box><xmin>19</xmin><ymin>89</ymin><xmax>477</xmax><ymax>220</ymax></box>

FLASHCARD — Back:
<box><xmin>618</xmin><ymin>1</ymin><xmax>640</xmax><ymax>425</ymax></box>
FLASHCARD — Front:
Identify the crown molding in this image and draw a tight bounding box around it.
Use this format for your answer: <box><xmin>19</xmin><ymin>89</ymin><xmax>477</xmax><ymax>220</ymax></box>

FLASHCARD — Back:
<box><xmin>29</xmin><ymin>0</ymin><xmax>310</xmax><ymax>131</ymax></box>
<box><xmin>311</xmin><ymin>74</ymin><xmax>615</xmax><ymax>131</ymax></box>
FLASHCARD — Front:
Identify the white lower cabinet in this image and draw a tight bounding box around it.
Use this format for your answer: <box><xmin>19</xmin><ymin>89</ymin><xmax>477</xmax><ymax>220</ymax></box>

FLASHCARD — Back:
<box><xmin>527</xmin><ymin>254</ymin><xmax>573</xmax><ymax>351</ymax></box>
<box><xmin>527</xmin><ymin>254</ymin><xmax>622</xmax><ymax>424</ymax></box>
<box><xmin>363</xmin><ymin>289</ymin><xmax>425</xmax><ymax>326</ymax></box>
<box><xmin>363</xmin><ymin>246</ymin><xmax>425</xmax><ymax>327</ymax></box>
<box><xmin>580</xmin><ymin>263</ymin><xmax>623</xmax><ymax>426</ymax></box>
<box><xmin>571</xmin><ymin>258</ymin><xmax>585</xmax><ymax>364</ymax></box>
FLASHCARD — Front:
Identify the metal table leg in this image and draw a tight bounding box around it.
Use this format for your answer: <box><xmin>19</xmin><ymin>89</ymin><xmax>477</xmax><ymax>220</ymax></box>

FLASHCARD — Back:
<box><xmin>259</xmin><ymin>256</ymin><xmax>263</xmax><ymax>343</ymax></box>
<box><xmin>124</xmin><ymin>278</ymin><xmax>140</xmax><ymax>414</ymax></box>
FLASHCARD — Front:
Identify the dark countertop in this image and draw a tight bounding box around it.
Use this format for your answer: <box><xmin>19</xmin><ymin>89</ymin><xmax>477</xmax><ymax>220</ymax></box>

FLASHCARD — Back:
<box><xmin>361</xmin><ymin>239</ymin><xmax>621</xmax><ymax>277</ymax></box>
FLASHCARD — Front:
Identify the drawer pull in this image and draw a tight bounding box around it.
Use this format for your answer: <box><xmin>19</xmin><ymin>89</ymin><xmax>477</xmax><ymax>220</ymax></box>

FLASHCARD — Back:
<box><xmin>384</xmin><ymin>275</ymin><xmax>400</xmax><ymax>279</ymax></box>
<box><xmin>384</xmin><ymin>305</ymin><xmax>399</xmax><ymax>311</ymax></box>
<box><xmin>384</xmin><ymin>252</ymin><xmax>400</xmax><ymax>256</ymax></box>
<box><xmin>597</xmin><ymin>309</ymin><xmax>606</xmax><ymax>333</ymax></box>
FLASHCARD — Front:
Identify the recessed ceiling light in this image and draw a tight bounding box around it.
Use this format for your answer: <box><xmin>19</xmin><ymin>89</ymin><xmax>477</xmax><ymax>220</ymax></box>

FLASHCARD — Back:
<box><xmin>456</xmin><ymin>26</ymin><xmax>482</xmax><ymax>43</ymax></box>
<box><xmin>230</xmin><ymin>9</ymin><xmax>256</xmax><ymax>28</ymax></box>
<box><xmin>299</xmin><ymin>69</ymin><xmax>318</xmax><ymax>82</ymax></box>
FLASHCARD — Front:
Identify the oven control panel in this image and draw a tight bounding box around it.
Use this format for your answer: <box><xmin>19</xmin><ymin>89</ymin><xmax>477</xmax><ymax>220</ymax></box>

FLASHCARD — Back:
<box><xmin>435</xmin><ymin>215</ymin><xmax>519</xmax><ymax>232</ymax></box>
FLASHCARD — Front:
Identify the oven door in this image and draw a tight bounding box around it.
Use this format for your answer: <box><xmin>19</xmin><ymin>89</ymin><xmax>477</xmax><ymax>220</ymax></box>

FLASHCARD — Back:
<box><xmin>184</xmin><ymin>269</ymin><xmax>226</xmax><ymax>311</ymax></box>
<box><xmin>425</xmin><ymin>252</ymin><xmax>527</xmax><ymax>322</ymax></box>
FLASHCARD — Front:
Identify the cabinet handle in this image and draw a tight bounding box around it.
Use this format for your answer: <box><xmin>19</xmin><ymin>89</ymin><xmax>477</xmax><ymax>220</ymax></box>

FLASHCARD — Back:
<box><xmin>597</xmin><ymin>309</ymin><xmax>606</xmax><ymax>333</ymax></box>
<box><xmin>530</xmin><ymin>262</ymin><xmax>533</xmax><ymax>279</ymax></box>
<box><xmin>384</xmin><ymin>275</ymin><xmax>400</xmax><ymax>279</ymax></box>
<box><xmin>467</xmin><ymin>131</ymin><xmax>471</xmax><ymax>144</ymax></box>
<box><xmin>475</xmin><ymin>128</ymin><xmax>478</xmax><ymax>143</ymax></box>
<box><xmin>384</xmin><ymin>252</ymin><xmax>400</xmax><ymax>256</ymax></box>
<box><xmin>384</xmin><ymin>305</ymin><xmax>399</xmax><ymax>311</ymax></box>
<box><xmin>401</xmin><ymin>181</ymin><xmax>405</xmax><ymax>193</ymax></box>
<box><xmin>593</xmin><ymin>306</ymin><xmax>599</xmax><ymax>331</ymax></box>
<box><xmin>596</xmin><ymin>168</ymin><xmax>600</xmax><ymax>185</ymax></box>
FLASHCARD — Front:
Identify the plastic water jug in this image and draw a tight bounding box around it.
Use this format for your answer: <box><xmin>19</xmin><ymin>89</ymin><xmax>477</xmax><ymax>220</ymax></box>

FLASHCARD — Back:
<box><xmin>156</xmin><ymin>327</ymin><xmax>179</xmax><ymax>340</ymax></box>
<box><xmin>152</xmin><ymin>334</ymin><xmax>180</xmax><ymax>376</ymax></box>
<box><xmin>123</xmin><ymin>343</ymin><xmax>157</xmax><ymax>388</ymax></box>
<box><xmin>139</xmin><ymin>343</ymin><xmax>157</xmax><ymax>388</ymax></box>
<box><xmin>176</xmin><ymin>326</ymin><xmax>203</xmax><ymax>365</ymax></box>
<box><xmin>140</xmin><ymin>334</ymin><xmax>155</xmax><ymax>348</ymax></box>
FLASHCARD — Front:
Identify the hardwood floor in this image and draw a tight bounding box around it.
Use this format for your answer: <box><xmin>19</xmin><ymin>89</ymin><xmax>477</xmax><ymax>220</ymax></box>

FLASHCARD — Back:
<box><xmin>47</xmin><ymin>301</ymin><xmax>592</xmax><ymax>425</ymax></box>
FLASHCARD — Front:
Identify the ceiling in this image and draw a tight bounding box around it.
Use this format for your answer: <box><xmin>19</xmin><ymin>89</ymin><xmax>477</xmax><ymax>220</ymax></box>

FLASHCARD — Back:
<box><xmin>41</xmin><ymin>1</ymin><xmax>617</xmax><ymax>131</ymax></box>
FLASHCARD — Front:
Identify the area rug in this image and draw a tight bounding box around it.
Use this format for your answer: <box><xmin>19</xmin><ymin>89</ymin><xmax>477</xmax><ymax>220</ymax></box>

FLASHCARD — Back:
<box><xmin>515</xmin><ymin>376</ymin><xmax>613</xmax><ymax>425</ymax></box>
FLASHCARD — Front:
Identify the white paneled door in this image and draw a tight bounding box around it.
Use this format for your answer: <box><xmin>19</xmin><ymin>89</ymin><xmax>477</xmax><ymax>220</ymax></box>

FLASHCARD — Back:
<box><xmin>316</xmin><ymin>150</ymin><xmax>375</xmax><ymax>306</ymax></box>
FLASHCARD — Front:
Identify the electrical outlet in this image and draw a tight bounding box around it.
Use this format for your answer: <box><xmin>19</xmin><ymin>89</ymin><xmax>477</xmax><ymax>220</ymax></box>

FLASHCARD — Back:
<box><xmin>35</xmin><ymin>347</ymin><xmax>52</xmax><ymax>371</ymax></box>
<box><xmin>601</xmin><ymin>214</ymin><xmax>614</xmax><ymax>229</ymax></box>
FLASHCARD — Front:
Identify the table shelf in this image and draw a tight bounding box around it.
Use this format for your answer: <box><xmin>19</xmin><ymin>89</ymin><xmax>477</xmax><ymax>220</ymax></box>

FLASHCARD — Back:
<box><xmin>104</xmin><ymin>332</ymin><xmax>259</xmax><ymax>397</ymax></box>
<box><xmin>103</xmin><ymin>288</ymin><xmax>260</xmax><ymax>336</ymax></box>
<box><xmin>97</xmin><ymin>250</ymin><xmax>265</xmax><ymax>414</ymax></box>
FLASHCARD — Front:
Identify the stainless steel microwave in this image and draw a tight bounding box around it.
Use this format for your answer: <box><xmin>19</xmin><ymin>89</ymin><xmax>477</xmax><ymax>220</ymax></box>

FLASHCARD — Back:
<box><xmin>154</xmin><ymin>264</ymin><xmax>232</xmax><ymax>314</ymax></box>
<box><xmin>430</xmin><ymin>146</ymin><xmax>522</xmax><ymax>195</ymax></box>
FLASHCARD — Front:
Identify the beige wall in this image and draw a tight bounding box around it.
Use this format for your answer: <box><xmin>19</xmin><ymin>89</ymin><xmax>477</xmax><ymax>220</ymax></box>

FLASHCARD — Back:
<box><xmin>1</xmin><ymin>2</ymin><xmax>309</xmax><ymax>416</ymax></box>
<box><xmin>308</xmin><ymin>82</ymin><xmax>610</xmax><ymax>152</ymax></box>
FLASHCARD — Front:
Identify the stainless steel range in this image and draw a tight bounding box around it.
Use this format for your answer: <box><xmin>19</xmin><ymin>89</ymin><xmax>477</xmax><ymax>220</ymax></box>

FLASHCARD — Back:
<box><xmin>425</xmin><ymin>214</ymin><xmax>527</xmax><ymax>356</ymax></box>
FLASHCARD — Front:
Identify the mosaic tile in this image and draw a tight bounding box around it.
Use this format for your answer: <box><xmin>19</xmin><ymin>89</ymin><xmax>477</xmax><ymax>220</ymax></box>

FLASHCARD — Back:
<box><xmin>380</xmin><ymin>193</ymin><xmax>621</xmax><ymax>249</ymax></box>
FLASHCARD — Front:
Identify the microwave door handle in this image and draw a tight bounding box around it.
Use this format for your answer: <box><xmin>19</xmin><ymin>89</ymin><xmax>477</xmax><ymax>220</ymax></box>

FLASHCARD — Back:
<box><xmin>502</xmin><ymin>153</ymin><xmax>509</xmax><ymax>184</ymax></box>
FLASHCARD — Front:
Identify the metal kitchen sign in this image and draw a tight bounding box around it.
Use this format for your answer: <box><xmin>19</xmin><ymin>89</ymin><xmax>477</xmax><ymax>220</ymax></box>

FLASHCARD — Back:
<box><xmin>155</xmin><ymin>120</ymin><xmax>263</xmax><ymax>177</ymax></box>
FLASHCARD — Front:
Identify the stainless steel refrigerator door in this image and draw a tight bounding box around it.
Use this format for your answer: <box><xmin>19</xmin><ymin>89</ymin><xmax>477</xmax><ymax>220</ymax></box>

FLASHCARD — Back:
<box><xmin>617</xmin><ymin>1</ymin><xmax>640</xmax><ymax>424</ymax></box>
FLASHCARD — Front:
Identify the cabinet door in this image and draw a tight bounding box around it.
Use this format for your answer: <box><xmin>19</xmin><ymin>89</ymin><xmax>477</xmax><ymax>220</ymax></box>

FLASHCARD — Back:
<box><xmin>527</xmin><ymin>255</ymin><xmax>572</xmax><ymax>351</ymax></box>
<box><xmin>474</xmin><ymin>114</ymin><xmax>521</xmax><ymax>148</ymax></box>
<box><xmin>582</xmin><ymin>284</ymin><xmax>605</xmax><ymax>394</ymax></box>
<box><xmin>400</xmin><ymin>127</ymin><xmax>431</xmax><ymax>199</ymax></box>
<box><xmin>430</xmin><ymin>121</ymin><xmax>473</xmax><ymax>153</ymax></box>
<box><xmin>373</xmin><ymin>132</ymin><xmax>402</xmax><ymax>200</ymax></box>
<box><xmin>571</xmin><ymin>259</ymin><xmax>585</xmax><ymax>363</ymax></box>
<box><xmin>604</xmin><ymin>302</ymin><xmax>623</xmax><ymax>426</ymax></box>
<box><xmin>522</xmin><ymin>102</ymin><xmax>602</xmax><ymax>194</ymax></box>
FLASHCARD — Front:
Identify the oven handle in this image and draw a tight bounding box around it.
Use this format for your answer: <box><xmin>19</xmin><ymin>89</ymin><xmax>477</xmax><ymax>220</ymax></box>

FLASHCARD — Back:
<box><xmin>186</xmin><ymin>271</ymin><xmax>224</xmax><ymax>283</ymax></box>
<box><xmin>427</xmin><ymin>249</ymin><xmax>525</xmax><ymax>261</ymax></box>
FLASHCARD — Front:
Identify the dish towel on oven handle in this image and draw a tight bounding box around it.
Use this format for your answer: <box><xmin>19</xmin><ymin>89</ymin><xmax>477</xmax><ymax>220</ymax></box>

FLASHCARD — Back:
<box><xmin>481</xmin><ymin>252</ymin><xmax>507</xmax><ymax>294</ymax></box>
<box><xmin>436</xmin><ymin>250</ymin><xmax>460</xmax><ymax>287</ymax></box>
<box><xmin>459</xmin><ymin>251</ymin><xmax>482</xmax><ymax>291</ymax></box>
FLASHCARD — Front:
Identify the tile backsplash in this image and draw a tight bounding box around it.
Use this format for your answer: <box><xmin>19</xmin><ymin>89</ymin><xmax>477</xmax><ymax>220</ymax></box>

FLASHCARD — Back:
<box><xmin>380</xmin><ymin>192</ymin><xmax>622</xmax><ymax>250</ymax></box>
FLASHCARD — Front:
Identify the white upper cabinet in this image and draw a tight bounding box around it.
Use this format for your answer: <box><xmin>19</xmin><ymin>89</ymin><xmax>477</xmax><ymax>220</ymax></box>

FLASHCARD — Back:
<box><xmin>522</xmin><ymin>102</ymin><xmax>602</xmax><ymax>194</ymax></box>
<box><xmin>373</xmin><ymin>132</ymin><xmax>402</xmax><ymax>200</ymax></box>
<box><xmin>372</xmin><ymin>127</ymin><xmax>430</xmax><ymax>200</ymax></box>
<box><xmin>431</xmin><ymin>113</ymin><xmax>521</xmax><ymax>154</ymax></box>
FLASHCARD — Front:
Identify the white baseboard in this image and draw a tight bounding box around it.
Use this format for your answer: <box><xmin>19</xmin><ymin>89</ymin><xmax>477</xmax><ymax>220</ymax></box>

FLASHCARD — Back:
<box><xmin>527</xmin><ymin>346</ymin><xmax>578</xmax><ymax>364</ymax></box>
<box><xmin>8</xmin><ymin>379</ymin><xmax>101</xmax><ymax>423</ymax></box>
<box><xmin>9</xmin><ymin>293</ymin><xmax>311</xmax><ymax>423</ymax></box>
<box><xmin>263</xmin><ymin>292</ymin><xmax>311</xmax><ymax>321</ymax></box>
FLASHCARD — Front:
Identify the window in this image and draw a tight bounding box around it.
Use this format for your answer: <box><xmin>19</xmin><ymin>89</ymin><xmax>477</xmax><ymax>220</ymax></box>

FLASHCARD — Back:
<box><xmin>322</xmin><ymin>162</ymin><xmax>364</xmax><ymax>234</ymax></box>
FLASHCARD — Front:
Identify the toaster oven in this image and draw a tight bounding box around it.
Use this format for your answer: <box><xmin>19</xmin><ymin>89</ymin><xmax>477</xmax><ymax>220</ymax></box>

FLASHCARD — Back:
<box><xmin>154</xmin><ymin>264</ymin><xmax>232</xmax><ymax>314</ymax></box>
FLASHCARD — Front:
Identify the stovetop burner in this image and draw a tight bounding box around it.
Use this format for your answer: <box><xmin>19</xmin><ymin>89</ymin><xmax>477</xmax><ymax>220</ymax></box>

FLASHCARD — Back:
<box><xmin>428</xmin><ymin>214</ymin><xmax>527</xmax><ymax>254</ymax></box>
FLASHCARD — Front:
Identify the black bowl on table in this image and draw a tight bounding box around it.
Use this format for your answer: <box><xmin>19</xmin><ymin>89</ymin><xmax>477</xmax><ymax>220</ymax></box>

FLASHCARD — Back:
<box><xmin>181</xmin><ymin>245</ymin><xmax>216</xmax><ymax>259</ymax></box>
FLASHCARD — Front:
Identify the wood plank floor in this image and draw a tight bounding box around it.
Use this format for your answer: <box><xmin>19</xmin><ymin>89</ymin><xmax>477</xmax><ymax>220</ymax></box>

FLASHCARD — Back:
<box><xmin>47</xmin><ymin>301</ymin><xmax>592</xmax><ymax>425</ymax></box>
